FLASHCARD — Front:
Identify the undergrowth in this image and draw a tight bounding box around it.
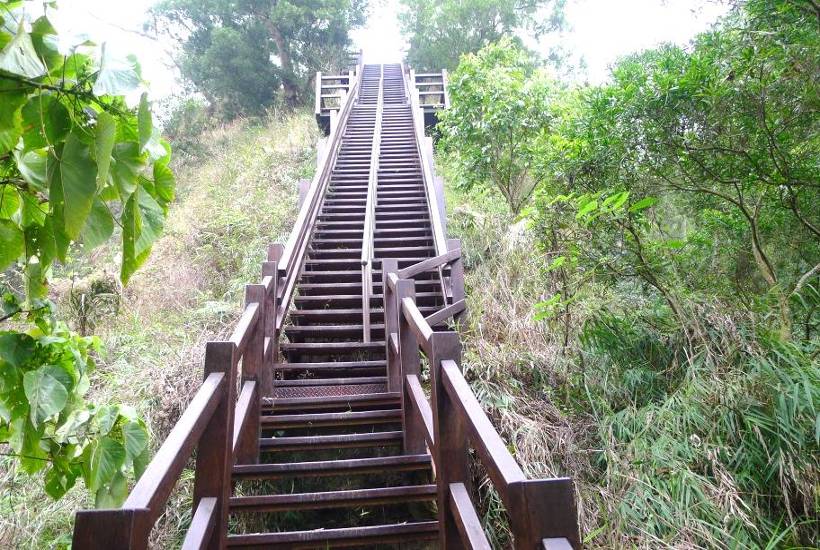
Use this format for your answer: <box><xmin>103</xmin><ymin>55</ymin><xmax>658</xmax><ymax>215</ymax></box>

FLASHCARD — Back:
<box><xmin>445</xmin><ymin>181</ymin><xmax>819</xmax><ymax>549</ymax></box>
<box><xmin>0</xmin><ymin>111</ymin><xmax>316</xmax><ymax>549</ymax></box>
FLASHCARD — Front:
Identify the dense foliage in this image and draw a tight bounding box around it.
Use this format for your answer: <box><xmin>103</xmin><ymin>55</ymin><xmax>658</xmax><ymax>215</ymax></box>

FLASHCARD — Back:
<box><xmin>439</xmin><ymin>38</ymin><xmax>554</xmax><ymax>214</ymax></box>
<box><xmin>398</xmin><ymin>0</ymin><xmax>564</xmax><ymax>71</ymax></box>
<box><xmin>441</xmin><ymin>0</ymin><xmax>819</xmax><ymax>546</ymax></box>
<box><xmin>152</xmin><ymin>0</ymin><xmax>368</xmax><ymax>118</ymax></box>
<box><xmin>1</xmin><ymin>0</ymin><xmax>173</xmax><ymax>506</ymax></box>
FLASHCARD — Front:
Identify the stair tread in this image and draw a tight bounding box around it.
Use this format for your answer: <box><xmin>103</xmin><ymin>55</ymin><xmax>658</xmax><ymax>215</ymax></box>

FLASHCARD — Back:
<box><xmin>226</xmin><ymin>520</ymin><xmax>438</xmax><ymax>547</ymax></box>
<box><xmin>233</xmin><ymin>453</ymin><xmax>431</xmax><ymax>478</ymax></box>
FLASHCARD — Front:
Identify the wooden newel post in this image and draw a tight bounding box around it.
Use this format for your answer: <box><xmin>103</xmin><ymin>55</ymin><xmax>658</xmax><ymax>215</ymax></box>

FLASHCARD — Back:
<box><xmin>261</xmin><ymin>260</ymin><xmax>278</xmax><ymax>397</ymax></box>
<box><xmin>236</xmin><ymin>284</ymin><xmax>265</xmax><ymax>465</ymax></box>
<box><xmin>381</xmin><ymin>259</ymin><xmax>400</xmax><ymax>392</ymax></box>
<box><xmin>428</xmin><ymin>333</ymin><xmax>467</xmax><ymax>550</ymax></box>
<box><xmin>508</xmin><ymin>478</ymin><xmax>580</xmax><ymax>549</ymax></box>
<box><xmin>193</xmin><ymin>341</ymin><xmax>237</xmax><ymax>550</ymax></box>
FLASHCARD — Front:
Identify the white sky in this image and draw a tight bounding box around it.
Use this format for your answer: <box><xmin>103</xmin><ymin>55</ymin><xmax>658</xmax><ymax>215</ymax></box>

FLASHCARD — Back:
<box><xmin>41</xmin><ymin>0</ymin><xmax>729</xmax><ymax>99</ymax></box>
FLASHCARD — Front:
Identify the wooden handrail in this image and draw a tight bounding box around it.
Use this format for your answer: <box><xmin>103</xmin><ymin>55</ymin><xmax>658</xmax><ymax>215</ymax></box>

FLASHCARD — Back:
<box><xmin>74</xmin><ymin>237</ymin><xmax>284</xmax><ymax>547</ymax></box>
<box><xmin>361</xmin><ymin>65</ymin><xmax>384</xmax><ymax>342</ymax></box>
<box><xmin>404</xmin><ymin>70</ymin><xmax>447</xmax><ymax>256</ymax></box>
<box><xmin>123</xmin><ymin>372</ymin><xmax>224</xmax><ymax>515</ymax></box>
<box><xmin>385</xmin><ymin>260</ymin><xmax>581</xmax><ymax>549</ymax></box>
<box><xmin>277</xmin><ymin>73</ymin><xmax>359</xmax><ymax>329</ymax></box>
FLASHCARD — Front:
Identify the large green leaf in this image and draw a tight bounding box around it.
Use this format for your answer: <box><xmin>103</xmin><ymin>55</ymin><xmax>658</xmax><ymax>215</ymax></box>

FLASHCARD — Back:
<box><xmin>0</xmin><ymin>219</ymin><xmax>24</xmax><ymax>270</ymax></box>
<box><xmin>137</xmin><ymin>93</ymin><xmax>151</xmax><ymax>152</ymax></box>
<box><xmin>20</xmin><ymin>95</ymin><xmax>71</xmax><ymax>148</ymax></box>
<box><xmin>92</xmin><ymin>43</ymin><xmax>141</xmax><ymax>96</ymax></box>
<box><xmin>80</xmin><ymin>199</ymin><xmax>114</xmax><ymax>250</ymax></box>
<box><xmin>0</xmin><ymin>88</ymin><xmax>26</xmax><ymax>154</ymax></box>
<box><xmin>122</xmin><ymin>420</ymin><xmax>148</xmax><ymax>461</ymax></box>
<box><xmin>0</xmin><ymin>23</ymin><xmax>47</xmax><ymax>78</ymax></box>
<box><xmin>48</xmin><ymin>133</ymin><xmax>98</xmax><ymax>239</ymax></box>
<box><xmin>94</xmin><ymin>471</ymin><xmax>128</xmax><ymax>508</ymax></box>
<box><xmin>0</xmin><ymin>186</ymin><xmax>20</xmax><ymax>218</ymax></box>
<box><xmin>153</xmin><ymin>161</ymin><xmax>176</xmax><ymax>204</ymax></box>
<box><xmin>0</xmin><ymin>332</ymin><xmax>35</xmax><ymax>368</ymax></box>
<box><xmin>121</xmin><ymin>187</ymin><xmax>165</xmax><ymax>284</ymax></box>
<box><xmin>23</xmin><ymin>366</ymin><xmax>69</xmax><ymax>426</ymax></box>
<box><xmin>110</xmin><ymin>142</ymin><xmax>145</xmax><ymax>198</ymax></box>
<box><xmin>15</xmin><ymin>149</ymin><xmax>48</xmax><ymax>191</ymax></box>
<box><xmin>82</xmin><ymin>436</ymin><xmax>125</xmax><ymax>492</ymax></box>
<box><xmin>95</xmin><ymin>111</ymin><xmax>116</xmax><ymax>188</ymax></box>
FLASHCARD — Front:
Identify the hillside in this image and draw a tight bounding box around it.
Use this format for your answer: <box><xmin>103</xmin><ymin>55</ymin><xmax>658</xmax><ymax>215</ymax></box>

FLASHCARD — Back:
<box><xmin>0</xmin><ymin>112</ymin><xmax>317</xmax><ymax>549</ymax></box>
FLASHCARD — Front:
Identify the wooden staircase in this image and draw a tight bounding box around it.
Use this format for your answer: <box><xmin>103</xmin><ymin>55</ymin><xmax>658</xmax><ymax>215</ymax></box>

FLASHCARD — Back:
<box><xmin>239</xmin><ymin>64</ymin><xmax>442</xmax><ymax>547</ymax></box>
<box><xmin>72</xmin><ymin>62</ymin><xmax>580</xmax><ymax>550</ymax></box>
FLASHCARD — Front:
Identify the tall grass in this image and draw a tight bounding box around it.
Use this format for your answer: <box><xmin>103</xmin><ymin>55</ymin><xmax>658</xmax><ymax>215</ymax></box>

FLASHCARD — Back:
<box><xmin>0</xmin><ymin>111</ymin><xmax>317</xmax><ymax>548</ymax></box>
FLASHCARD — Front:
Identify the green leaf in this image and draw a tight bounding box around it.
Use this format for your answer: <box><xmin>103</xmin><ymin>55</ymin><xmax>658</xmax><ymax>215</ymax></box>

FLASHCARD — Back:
<box><xmin>0</xmin><ymin>332</ymin><xmax>35</xmax><ymax>368</ymax></box>
<box><xmin>110</xmin><ymin>142</ymin><xmax>145</xmax><ymax>198</ymax></box>
<box><xmin>153</xmin><ymin>161</ymin><xmax>175</xmax><ymax>204</ymax></box>
<box><xmin>576</xmin><ymin>198</ymin><xmax>598</xmax><ymax>219</ymax></box>
<box><xmin>94</xmin><ymin>471</ymin><xmax>128</xmax><ymax>508</ymax></box>
<box><xmin>91</xmin><ymin>405</ymin><xmax>119</xmax><ymax>436</ymax></box>
<box><xmin>80</xmin><ymin>199</ymin><xmax>114</xmax><ymax>250</ymax></box>
<box><xmin>629</xmin><ymin>196</ymin><xmax>658</xmax><ymax>213</ymax></box>
<box><xmin>0</xmin><ymin>88</ymin><xmax>26</xmax><ymax>154</ymax></box>
<box><xmin>15</xmin><ymin>149</ymin><xmax>48</xmax><ymax>191</ymax></box>
<box><xmin>133</xmin><ymin>445</ymin><xmax>150</xmax><ymax>479</ymax></box>
<box><xmin>23</xmin><ymin>366</ymin><xmax>69</xmax><ymax>426</ymax></box>
<box><xmin>93</xmin><ymin>43</ymin><xmax>141</xmax><ymax>96</ymax></box>
<box><xmin>48</xmin><ymin>133</ymin><xmax>98</xmax><ymax>240</ymax></box>
<box><xmin>122</xmin><ymin>421</ymin><xmax>148</xmax><ymax>461</ymax></box>
<box><xmin>0</xmin><ymin>23</ymin><xmax>47</xmax><ymax>78</ymax></box>
<box><xmin>0</xmin><ymin>219</ymin><xmax>25</xmax><ymax>270</ymax></box>
<box><xmin>546</xmin><ymin>256</ymin><xmax>566</xmax><ymax>271</ymax></box>
<box><xmin>0</xmin><ymin>185</ymin><xmax>20</xmax><ymax>218</ymax></box>
<box><xmin>39</xmin><ymin>97</ymin><xmax>72</xmax><ymax>145</ymax></box>
<box><xmin>44</xmin><ymin>464</ymin><xmax>78</xmax><ymax>500</ymax></box>
<box><xmin>121</xmin><ymin>187</ymin><xmax>165</xmax><ymax>284</ymax></box>
<box><xmin>95</xmin><ymin>111</ymin><xmax>116</xmax><ymax>188</ymax></box>
<box><xmin>138</xmin><ymin>93</ymin><xmax>151</xmax><ymax>152</ymax></box>
<box><xmin>82</xmin><ymin>436</ymin><xmax>125</xmax><ymax>492</ymax></box>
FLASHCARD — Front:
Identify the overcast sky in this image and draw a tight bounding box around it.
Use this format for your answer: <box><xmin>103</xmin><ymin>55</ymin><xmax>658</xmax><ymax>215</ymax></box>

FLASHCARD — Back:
<box><xmin>47</xmin><ymin>0</ymin><xmax>728</xmax><ymax>99</ymax></box>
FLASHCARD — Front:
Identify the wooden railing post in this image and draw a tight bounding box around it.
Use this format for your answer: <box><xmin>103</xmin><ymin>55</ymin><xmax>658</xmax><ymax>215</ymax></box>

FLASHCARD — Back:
<box><xmin>235</xmin><ymin>284</ymin><xmax>264</xmax><ymax>465</ymax></box>
<box><xmin>447</xmin><ymin>238</ymin><xmax>466</xmax><ymax>323</ymax></box>
<box><xmin>397</xmin><ymin>279</ymin><xmax>424</xmax><ymax>454</ymax></box>
<box><xmin>267</xmin><ymin>243</ymin><xmax>284</xmax><ymax>389</ymax></box>
<box><xmin>508</xmin><ymin>478</ymin><xmax>580</xmax><ymax>549</ymax></box>
<box><xmin>381</xmin><ymin>259</ymin><xmax>400</xmax><ymax>392</ymax></box>
<box><xmin>193</xmin><ymin>341</ymin><xmax>236</xmax><ymax>550</ymax></box>
<box><xmin>72</xmin><ymin>508</ymin><xmax>151</xmax><ymax>549</ymax></box>
<box><xmin>428</xmin><ymin>332</ymin><xmax>467</xmax><ymax>550</ymax></box>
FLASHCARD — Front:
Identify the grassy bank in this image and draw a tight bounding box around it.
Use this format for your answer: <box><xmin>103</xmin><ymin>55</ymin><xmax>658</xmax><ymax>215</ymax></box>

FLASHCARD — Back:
<box><xmin>0</xmin><ymin>111</ymin><xmax>317</xmax><ymax>549</ymax></box>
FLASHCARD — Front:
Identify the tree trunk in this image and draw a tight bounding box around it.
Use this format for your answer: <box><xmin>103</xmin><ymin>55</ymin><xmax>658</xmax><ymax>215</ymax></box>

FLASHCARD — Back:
<box><xmin>264</xmin><ymin>19</ymin><xmax>299</xmax><ymax>106</ymax></box>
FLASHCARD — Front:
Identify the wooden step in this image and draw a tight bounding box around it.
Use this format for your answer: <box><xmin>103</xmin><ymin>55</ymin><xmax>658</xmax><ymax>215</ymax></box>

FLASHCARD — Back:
<box><xmin>263</xmin><ymin>391</ymin><xmax>400</xmax><ymax>412</ymax></box>
<box><xmin>229</xmin><ymin>484</ymin><xmax>436</xmax><ymax>512</ymax></box>
<box><xmin>259</xmin><ymin>431</ymin><xmax>403</xmax><ymax>451</ymax></box>
<box><xmin>260</xmin><ymin>408</ymin><xmax>400</xmax><ymax>429</ymax></box>
<box><xmin>232</xmin><ymin>453</ymin><xmax>431</xmax><ymax>479</ymax></box>
<box><xmin>273</xmin><ymin>360</ymin><xmax>386</xmax><ymax>372</ymax></box>
<box><xmin>226</xmin><ymin>520</ymin><xmax>438</xmax><ymax>548</ymax></box>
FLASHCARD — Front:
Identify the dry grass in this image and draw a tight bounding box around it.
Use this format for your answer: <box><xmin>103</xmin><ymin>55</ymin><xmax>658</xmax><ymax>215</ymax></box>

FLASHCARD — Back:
<box><xmin>0</xmin><ymin>111</ymin><xmax>317</xmax><ymax>549</ymax></box>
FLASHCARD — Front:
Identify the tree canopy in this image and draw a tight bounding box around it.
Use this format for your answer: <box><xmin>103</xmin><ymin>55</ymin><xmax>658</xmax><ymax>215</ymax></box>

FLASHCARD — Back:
<box><xmin>399</xmin><ymin>0</ymin><xmax>564</xmax><ymax>70</ymax></box>
<box><xmin>152</xmin><ymin>0</ymin><xmax>369</xmax><ymax>118</ymax></box>
<box><xmin>439</xmin><ymin>0</ymin><xmax>819</xmax><ymax>544</ymax></box>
